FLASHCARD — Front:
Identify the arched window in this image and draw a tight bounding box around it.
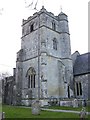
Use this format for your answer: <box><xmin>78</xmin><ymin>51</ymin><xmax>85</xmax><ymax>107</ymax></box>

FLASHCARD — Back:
<box><xmin>52</xmin><ymin>21</ymin><xmax>56</xmax><ymax>31</ymax></box>
<box><xmin>53</xmin><ymin>38</ymin><xmax>57</xmax><ymax>50</ymax></box>
<box><xmin>76</xmin><ymin>82</ymin><xmax>82</xmax><ymax>96</ymax></box>
<box><xmin>26</xmin><ymin>67</ymin><xmax>36</xmax><ymax>88</ymax></box>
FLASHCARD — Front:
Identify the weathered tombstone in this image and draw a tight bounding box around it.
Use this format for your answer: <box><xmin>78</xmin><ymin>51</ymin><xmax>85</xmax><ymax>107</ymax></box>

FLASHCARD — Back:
<box><xmin>82</xmin><ymin>99</ymin><xmax>87</xmax><ymax>107</ymax></box>
<box><xmin>79</xmin><ymin>107</ymin><xmax>87</xmax><ymax>120</ymax></box>
<box><xmin>25</xmin><ymin>95</ymin><xmax>29</xmax><ymax>106</ymax></box>
<box><xmin>73</xmin><ymin>99</ymin><xmax>78</xmax><ymax>108</ymax></box>
<box><xmin>31</xmin><ymin>100</ymin><xmax>40</xmax><ymax>115</ymax></box>
<box><xmin>1</xmin><ymin>112</ymin><xmax>5</xmax><ymax>119</ymax></box>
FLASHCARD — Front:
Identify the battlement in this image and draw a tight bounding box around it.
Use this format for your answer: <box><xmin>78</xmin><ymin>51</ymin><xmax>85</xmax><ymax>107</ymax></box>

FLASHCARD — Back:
<box><xmin>22</xmin><ymin>6</ymin><xmax>68</xmax><ymax>26</ymax></box>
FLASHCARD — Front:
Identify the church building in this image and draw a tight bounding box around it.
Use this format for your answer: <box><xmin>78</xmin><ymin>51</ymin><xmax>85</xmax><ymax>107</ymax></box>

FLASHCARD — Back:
<box><xmin>2</xmin><ymin>6</ymin><xmax>89</xmax><ymax>106</ymax></box>
<box><xmin>16</xmin><ymin>6</ymin><xmax>73</xmax><ymax>106</ymax></box>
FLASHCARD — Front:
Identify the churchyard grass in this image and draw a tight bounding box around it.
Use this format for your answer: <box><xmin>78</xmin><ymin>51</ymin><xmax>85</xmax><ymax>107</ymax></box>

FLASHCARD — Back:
<box><xmin>48</xmin><ymin>106</ymin><xmax>89</xmax><ymax>112</ymax></box>
<box><xmin>2</xmin><ymin>105</ymin><xmax>89</xmax><ymax>118</ymax></box>
<box><xmin>0</xmin><ymin>103</ymin><xmax>2</xmax><ymax>112</ymax></box>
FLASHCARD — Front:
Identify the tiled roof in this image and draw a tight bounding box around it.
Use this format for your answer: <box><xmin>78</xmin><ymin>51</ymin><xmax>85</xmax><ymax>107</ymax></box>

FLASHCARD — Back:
<box><xmin>73</xmin><ymin>52</ymin><xmax>90</xmax><ymax>76</ymax></box>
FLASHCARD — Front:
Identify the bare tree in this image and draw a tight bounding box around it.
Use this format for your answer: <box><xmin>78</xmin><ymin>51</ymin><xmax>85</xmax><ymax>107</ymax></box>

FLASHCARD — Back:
<box><xmin>24</xmin><ymin>0</ymin><xmax>38</xmax><ymax>10</ymax></box>
<box><xmin>0</xmin><ymin>8</ymin><xmax>4</xmax><ymax>15</ymax></box>
<box><xmin>0</xmin><ymin>72</ymin><xmax>11</xmax><ymax>105</ymax></box>
<box><xmin>0</xmin><ymin>72</ymin><xmax>11</xmax><ymax>80</ymax></box>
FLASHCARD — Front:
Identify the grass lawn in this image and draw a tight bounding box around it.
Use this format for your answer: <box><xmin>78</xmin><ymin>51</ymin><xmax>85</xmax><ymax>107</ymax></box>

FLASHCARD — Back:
<box><xmin>48</xmin><ymin>106</ymin><xmax>90</xmax><ymax>112</ymax></box>
<box><xmin>2</xmin><ymin>105</ymin><xmax>89</xmax><ymax>119</ymax></box>
<box><xmin>0</xmin><ymin>103</ymin><xmax>2</xmax><ymax>112</ymax></box>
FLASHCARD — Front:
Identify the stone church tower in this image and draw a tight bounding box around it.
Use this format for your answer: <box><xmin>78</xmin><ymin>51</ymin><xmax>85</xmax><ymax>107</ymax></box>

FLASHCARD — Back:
<box><xmin>16</xmin><ymin>6</ymin><xmax>73</xmax><ymax>106</ymax></box>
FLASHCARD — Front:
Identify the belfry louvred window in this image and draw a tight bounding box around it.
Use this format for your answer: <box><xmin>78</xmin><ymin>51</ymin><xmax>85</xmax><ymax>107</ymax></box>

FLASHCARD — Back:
<box><xmin>29</xmin><ymin>23</ymin><xmax>34</xmax><ymax>33</ymax></box>
<box><xmin>52</xmin><ymin>21</ymin><xmax>56</xmax><ymax>31</ymax></box>
<box><xmin>53</xmin><ymin>38</ymin><xmax>57</xmax><ymax>50</ymax></box>
<box><xmin>30</xmin><ymin>24</ymin><xmax>34</xmax><ymax>32</ymax></box>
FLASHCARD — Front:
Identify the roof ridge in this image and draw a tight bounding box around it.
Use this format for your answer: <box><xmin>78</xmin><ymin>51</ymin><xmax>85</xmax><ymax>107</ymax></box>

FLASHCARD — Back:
<box><xmin>79</xmin><ymin>52</ymin><xmax>90</xmax><ymax>56</ymax></box>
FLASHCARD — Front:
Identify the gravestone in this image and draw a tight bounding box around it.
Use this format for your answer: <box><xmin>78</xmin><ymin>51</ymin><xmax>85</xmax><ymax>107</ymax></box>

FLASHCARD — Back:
<box><xmin>82</xmin><ymin>99</ymin><xmax>87</xmax><ymax>107</ymax></box>
<box><xmin>79</xmin><ymin>107</ymin><xmax>86</xmax><ymax>119</ymax></box>
<box><xmin>31</xmin><ymin>100</ymin><xmax>40</xmax><ymax>115</ymax></box>
<box><xmin>73</xmin><ymin>99</ymin><xmax>78</xmax><ymax>107</ymax></box>
<box><xmin>0</xmin><ymin>112</ymin><xmax>5</xmax><ymax>120</ymax></box>
<box><xmin>2</xmin><ymin>112</ymin><xmax>5</xmax><ymax>119</ymax></box>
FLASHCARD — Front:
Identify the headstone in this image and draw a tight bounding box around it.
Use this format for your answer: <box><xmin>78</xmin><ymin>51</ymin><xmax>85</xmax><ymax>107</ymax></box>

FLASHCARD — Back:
<box><xmin>73</xmin><ymin>99</ymin><xmax>78</xmax><ymax>108</ymax></box>
<box><xmin>79</xmin><ymin>107</ymin><xmax>86</xmax><ymax>119</ymax></box>
<box><xmin>25</xmin><ymin>100</ymin><xmax>29</xmax><ymax>106</ymax></box>
<box><xmin>0</xmin><ymin>112</ymin><xmax>5</xmax><ymax>119</ymax></box>
<box><xmin>82</xmin><ymin>99</ymin><xmax>87</xmax><ymax>107</ymax></box>
<box><xmin>31</xmin><ymin>100</ymin><xmax>40</xmax><ymax>115</ymax></box>
<box><xmin>40</xmin><ymin>99</ymin><xmax>48</xmax><ymax>107</ymax></box>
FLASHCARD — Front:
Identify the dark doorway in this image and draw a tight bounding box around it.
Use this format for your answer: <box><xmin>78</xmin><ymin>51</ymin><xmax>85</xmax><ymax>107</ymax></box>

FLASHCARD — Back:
<box><xmin>68</xmin><ymin>86</ymin><xmax>70</xmax><ymax>98</ymax></box>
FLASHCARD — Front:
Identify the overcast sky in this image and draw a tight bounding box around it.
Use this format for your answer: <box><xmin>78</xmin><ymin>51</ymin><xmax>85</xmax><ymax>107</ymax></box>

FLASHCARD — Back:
<box><xmin>0</xmin><ymin>0</ymin><xmax>88</xmax><ymax>74</ymax></box>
